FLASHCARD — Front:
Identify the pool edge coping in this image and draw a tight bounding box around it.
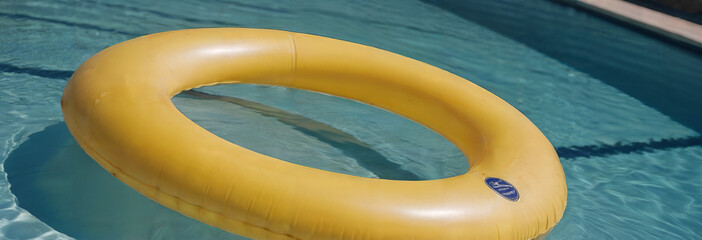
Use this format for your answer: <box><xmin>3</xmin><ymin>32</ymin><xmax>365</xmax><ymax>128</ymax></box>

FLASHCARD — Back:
<box><xmin>562</xmin><ymin>0</ymin><xmax>702</xmax><ymax>49</ymax></box>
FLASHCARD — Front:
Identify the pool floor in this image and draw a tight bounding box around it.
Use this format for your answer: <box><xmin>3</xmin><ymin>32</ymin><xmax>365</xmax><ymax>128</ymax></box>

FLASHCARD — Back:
<box><xmin>1</xmin><ymin>0</ymin><xmax>701</xmax><ymax>239</ymax></box>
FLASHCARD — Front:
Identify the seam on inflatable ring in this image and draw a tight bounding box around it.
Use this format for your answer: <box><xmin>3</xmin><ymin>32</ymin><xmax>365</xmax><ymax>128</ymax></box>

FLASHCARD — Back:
<box><xmin>73</xmin><ymin>135</ymin><xmax>302</xmax><ymax>240</ymax></box>
<box><xmin>289</xmin><ymin>32</ymin><xmax>297</xmax><ymax>73</ymax></box>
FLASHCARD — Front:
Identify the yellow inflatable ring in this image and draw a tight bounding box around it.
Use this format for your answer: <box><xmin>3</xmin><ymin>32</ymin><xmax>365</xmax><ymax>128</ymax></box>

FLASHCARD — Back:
<box><xmin>62</xmin><ymin>28</ymin><xmax>566</xmax><ymax>240</ymax></box>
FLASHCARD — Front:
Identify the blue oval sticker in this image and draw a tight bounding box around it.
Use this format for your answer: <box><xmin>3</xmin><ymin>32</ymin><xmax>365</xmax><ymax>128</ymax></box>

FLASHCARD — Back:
<box><xmin>485</xmin><ymin>177</ymin><xmax>519</xmax><ymax>202</ymax></box>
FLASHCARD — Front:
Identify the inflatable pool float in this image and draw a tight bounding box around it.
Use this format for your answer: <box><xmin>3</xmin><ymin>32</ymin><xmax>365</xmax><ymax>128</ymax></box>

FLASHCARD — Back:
<box><xmin>61</xmin><ymin>28</ymin><xmax>567</xmax><ymax>240</ymax></box>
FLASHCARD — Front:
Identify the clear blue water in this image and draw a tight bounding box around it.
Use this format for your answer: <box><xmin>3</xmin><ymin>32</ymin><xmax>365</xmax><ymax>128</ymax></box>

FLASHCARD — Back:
<box><xmin>0</xmin><ymin>0</ymin><xmax>701</xmax><ymax>239</ymax></box>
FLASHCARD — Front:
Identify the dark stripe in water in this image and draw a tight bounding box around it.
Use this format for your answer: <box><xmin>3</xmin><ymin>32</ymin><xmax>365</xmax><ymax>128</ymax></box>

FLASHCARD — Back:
<box><xmin>6</xmin><ymin>62</ymin><xmax>701</xmax><ymax>162</ymax></box>
<box><xmin>0</xmin><ymin>63</ymin><xmax>73</xmax><ymax>79</ymax></box>
<box><xmin>557</xmin><ymin>135</ymin><xmax>702</xmax><ymax>159</ymax></box>
<box><xmin>298</xmin><ymin>8</ymin><xmax>470</xmax><ymax>41</ymax></box>
<box><xmin>0</xmin><ymin>61</ymin><xmax>418</xmax><ymax>180</ymax></box>
<box><xmin>0</xmin><ymin>62</ymin><xmax>421</xmax><ymax>179</ymax></box>
<box><xmin>83</xmin><ymin>1</ymin><xmax>245</xmax><ymax>27</ymax></box>
<box><xmin>0</xmin><ymin>12</ymin><xmax>139</xmax><ymax>37</ymax></box>
<box><xmin>182</xmin><ymin>90</ymin><xmax>422</xmax><ymax>180</ymax></box>
<box><xmin>5</xmin><ymin>60</ymin><xmax>702</xmax><ymax>162</ymax></box>
<box><xmin>216</xmin><ymin>0</ymin><xmax>295</xmax><ymax>14</ymax></box>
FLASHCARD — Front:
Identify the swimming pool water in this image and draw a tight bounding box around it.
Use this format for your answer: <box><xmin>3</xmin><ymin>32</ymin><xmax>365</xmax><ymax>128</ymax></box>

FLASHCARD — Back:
<box><xmin>1</xmin><ymin>0</ymin><xmax>701</xmax><ymax>239</ymax></box>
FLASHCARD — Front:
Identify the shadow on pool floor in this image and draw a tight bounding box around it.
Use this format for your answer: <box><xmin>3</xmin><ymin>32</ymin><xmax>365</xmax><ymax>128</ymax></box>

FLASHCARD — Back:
<box><xmin>5</xmin><ymin>122</ymin><xmax>242</xmax><ymax>240</ymax></box>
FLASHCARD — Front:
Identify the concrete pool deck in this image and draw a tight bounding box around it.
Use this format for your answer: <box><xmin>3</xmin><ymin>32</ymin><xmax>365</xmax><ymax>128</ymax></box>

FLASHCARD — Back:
<box><xmin>567</xmin><ymin>0</ymin><xmax>702</xmax><ymax>48</ymax></box>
